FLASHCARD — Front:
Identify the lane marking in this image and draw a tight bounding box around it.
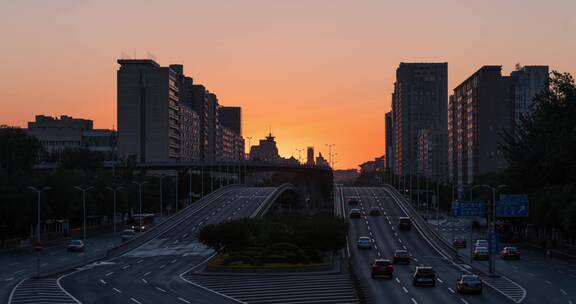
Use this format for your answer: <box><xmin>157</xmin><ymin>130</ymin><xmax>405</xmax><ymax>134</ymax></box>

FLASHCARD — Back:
<box><xmin>560</xmin><ymin>289</ymin><xmax>567</xmax><ymax>296</ymax></box>
<box><xmin>448</xmin><ymin>287</ymin><xmax>455</xmax><ymax>293</ymax></box>
<box><xmin>411</xmin><ymin>298</ymin><xmax>418</xmax><ymax>304</ymax></box>
<box><xmin>395</xmin><ymin>277</ymin><xmax>400</xmax><ymax>283</ymax></box>
<box><xmin>178</xmin><ymin>297</ymin><xmax>191</xmax><ymax>303</ymax></box>
<box><xmin>141</xmin><ymin>278</ymin><xmax>148</xmax><ymax>284</ymax></box>
<box><xmin>437</xmin><ymin>278</ymin><xmax>444</xmax><ymax>283</ymax></box>
<box><xmin>100</xmin><ymin>279</ymin><xmax>107</xmax><ymax>284</ymax></box>
<box><xmin>122</xmin><ymin>265</ymin><xmax>130</xmax><ymax>270</ymax></box>
<box><xmin>545</xmin><ymin>280</ymin><xmax>552</xmax><ymax>285</ymax></box>
<box><xmin>131</xmin><ymin>298</ymin><xmax>142</xmax><ymax>304</ymax></box>
<box><xmin>144</xmin><ymin>271</ymin><xmax>152</xmax><ymax>276</ymax></box>
<box><xmin>159</xmin><ymin>264</ymin><xmax>166</xmax><ymax>269</ymax></box>
<box><xmin>156</xmin><ymin>287</ymin><xmax>167</xmax><ymax>293</ymax></box>
<box><xmin>105</xmin><ymin>272</ymin><xmax>114</xmax><ymax>277</ymax></box>
<box><xmin>113</xmin><ymin>288</ymin><xmax>122</xmax><ymax>293</ymax></box>
<box><xmin>137</xmin><ymin>259</ymin><xmax>144</xmax><ymax>264</ymax></box>
<box><xmin>460</xmin><ymin>299</ymin><xmax>469</xmax><ymax>304</ymax></box>
<box><xmin>402</xmin><ymin>286</ymin><xmax>409</xmax><ymax>293</ymax></box>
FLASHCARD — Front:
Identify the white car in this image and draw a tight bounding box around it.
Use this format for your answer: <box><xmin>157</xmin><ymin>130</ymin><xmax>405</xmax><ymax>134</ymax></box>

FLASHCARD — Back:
<box><xmin>474</xmin><ymin>239</ymin><xmax>488</xmax><ymax>249</ymax></box>
<box><xmin>357</xmin><ymin>236</ymin><xmax>372</xmax><ymax>249</ymax></box>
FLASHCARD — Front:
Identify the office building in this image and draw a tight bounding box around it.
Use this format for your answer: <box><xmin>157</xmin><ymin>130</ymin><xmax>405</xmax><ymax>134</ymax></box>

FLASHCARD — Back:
<box><xmin>306</xmin><ymin>147</ymin><xmax>315</xmax><ymax>166</ymax></box>
<box><xmin>510</xmin><ymin>65</ymin><xmax>549</xmax><ymax>124</ymax></box>
<box><xmin>447</xmin><ymin>66</ymin><xmax>516</xmax><ymax>185</ymax></box>
<box><xmin>391</xmin><ymin>62</ymin><xmax>448</xmax><ymax>180</ymax></box>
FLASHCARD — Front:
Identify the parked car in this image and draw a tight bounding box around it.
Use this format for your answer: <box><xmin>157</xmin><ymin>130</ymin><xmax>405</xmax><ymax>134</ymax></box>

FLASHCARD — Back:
<box><xmin>412</xmin><ymin>267</ymin><xmax>436</xmax><ymax>287</ymax></box>
<box><xmin>67</xmin><ymin>239</ymin><xmax>85</xmax><ymax>252</ymax></box>
<box><xmin>369</xmin><ymin>207</ymin><xmax>381</xmax><ymax>216</ymax></box>
<box><xmin>121</xmin><ymin>229</ymin><xmax>136</xmax><ymax>242</ymax></box>
<box><xmin>453</xmin><ymin>237</ymin><xmax>467</xmax><ymax>248</ymax></box>
<box><xmin>473</xmin><ymin>247</ymin><xmax>490</xmax><ymax>260</ymax></box>
<box><xmin>457</xmin><ymin>274</ymin><xmax>483</xmax><ymax>294</ymax></box>
<box><xmin>500</xmin><ymin>246</ymin><xmax>521</xmax><ymax>260</ymax></box>
<box><xmin>371</xmin><ymin>259</ymin><xmax>394</xmax><ymax>279</ymax></box>
<box><xmin>357</xmin><ymin>236</ymin><xmax>372</xmax><ymax>249</ymax></box>
<box><xmin>393</xmin><ymin>249</ymin><xmax>411</xmax><ymax>265</ymax></box>
<box><xmin>398</xmin><ymin>217</ymin><xmax>412</xmax><ymax>230</ymax></box>
<box><xmin>349</xmin><ymin>209</ymin><xmax>362</xmax><ymax>219</ymax></box>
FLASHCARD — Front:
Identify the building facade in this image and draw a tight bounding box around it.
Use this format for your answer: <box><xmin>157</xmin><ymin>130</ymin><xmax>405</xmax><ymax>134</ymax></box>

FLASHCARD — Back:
<box><xmin>385</xmin><ymin>111</ymin><xmax>394</xmax><ymax>170</ymax></box>
<box><xmin>391</xmin><ymin>63</ymin><xmax>448</xmax><ymax>181</ymax></box>
<box><xmin>447</xmin><ymin>66</ymin><xmax>516</xmax><ymax>185</ymax></box>
<box><xmin>219</xmin><ymin>107</ymin><xmax>242</xmax><ymax>135</ymax></box>
<box><xmin>249</xmin><ymin>133</ymin><xmax>280</xmax><ymax>161</ymax></box>
<box><xmin>306</xmin><ymin>147</ymin><xmax>315</xmax><ymax>166</ymax></box>
<box><xmin>510</xmin><ymin>65</ymin><xmax>549</xmax><ymax>124</ymax></box>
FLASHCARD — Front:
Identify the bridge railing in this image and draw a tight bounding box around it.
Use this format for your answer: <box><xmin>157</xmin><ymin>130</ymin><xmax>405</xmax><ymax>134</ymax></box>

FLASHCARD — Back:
<box><xmin>251</xmin><ymin>183</ymin><xmax>296</xmax><ymax>217</ymax></box>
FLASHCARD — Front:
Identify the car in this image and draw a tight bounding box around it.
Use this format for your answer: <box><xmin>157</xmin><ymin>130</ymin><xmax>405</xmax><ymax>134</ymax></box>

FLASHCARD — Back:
<box><xmin>67</xmin><ymin>239</ymin><xmax>85</xmax><ymax>252</ymax></box>
<box><xmin>412</xmin><ymin>266</ymin><xmax>436</xmax><ymax>287</ymax></box>
<box><xmin>453</xmin><ymin>237</ymin><xmax>467</xmax><ymax>248</ymax></box>
<box><xmin>348</xmin><ymin>198</ymin><xmax>359</xmax><ymax>206</ymax></box>
<box><xmin>371</xmin><ymin>259</ymin><xmax>394</xmax><ymax>278</ymax></box>
<box><xmin>457</xmin><ymin>274</ymin><xmax>483</xmax><ymax>294</ymax></box>
<box><xmin>393</xmin><ymin>249</ymin><xmax>411</xmax><ymax>264</ymax></box>
<box><xmin>349</xmin><ymin>209</ymin><xmax>362</xmax><ymax>219</ymax></box>
<box><xmin>369</xmin><ymin>207</ymin><xmax>381</xmax><ymax>216</ymax></box>
<box><xmin>398</xmin><ymin>217</ymin><xmax>412</xmax><ymax>230</ymax></box>
<box><xmin>357</xmin><ymin>236</ymin><xmax>372</xmax><ymax>249</ymax></box>
<box><xmin>121</xmin><ymin>229</ymin><xmax>136</xmax><ymax>242</ymax></box>
<box><xmin>500</xmin><ymin>246</ymin><xmax>521</xmax><ymax>260</ymax></box>
<box><xmin>474</xmin><ymin>239</ymin><xmax>488</xmax><ymax>249</ymax></box>
<box><xmin>131</xmin><ymin>224</ymin><xmax>147</xmax><ymax>232</ymax></box>
<box><xmin>473</xmin><ymin>246</ymin><xmax>490</xmax><ymax>260</ymax></box>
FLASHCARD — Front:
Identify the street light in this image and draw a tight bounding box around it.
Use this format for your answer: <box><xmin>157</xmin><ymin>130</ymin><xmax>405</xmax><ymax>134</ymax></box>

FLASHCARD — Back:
<box><xmin>106</xmin><ymin>186</ymin><xmax>124</xmax><ymax>238</ymax></box>
<box><xmin>472</xmin><ymin>184</ymin><xmax>507</xmax><ymax>275</ymax></box>
<box><xmin>131</xmin><ymin>181</ymin><xmax>148</xmax><ymax>229</ymax></box>
<box><xmin>74</xmin><ymin>186</ymin><xmax>94</xmax><ymax>243</ymax></box>
<box><xmin>27</xmin><ymin>186</ymin><xmax>51</xmax><ymax>245</ymax></box>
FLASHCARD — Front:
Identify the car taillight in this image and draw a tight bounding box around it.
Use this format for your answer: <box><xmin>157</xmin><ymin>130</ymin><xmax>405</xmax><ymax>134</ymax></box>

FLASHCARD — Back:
<box><xmin>372</xmin><ymin>265</ymin><xmax>379</xmax><ymax>271</ymax></box>
<box><xmin>386</xmin><ymin>265</ymin><xmax>394</xmax><ymax>271</ymax></box>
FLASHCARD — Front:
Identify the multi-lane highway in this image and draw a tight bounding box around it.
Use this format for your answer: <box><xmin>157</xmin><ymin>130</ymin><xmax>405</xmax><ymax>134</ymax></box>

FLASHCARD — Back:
<box><xmin>9</xmin><ymin>186</ymin><xmax>275</xmax><ymax>304</ymax></box>
<box><xmin>342</xmin><ymin>186</ymin><xmax>511</xmax><ymax>304</ymax></box>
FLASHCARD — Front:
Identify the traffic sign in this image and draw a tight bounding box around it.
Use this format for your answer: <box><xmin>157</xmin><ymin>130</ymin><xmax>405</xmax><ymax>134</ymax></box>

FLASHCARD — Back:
<box><xmin>452</xmin><ymin>200</ymin><xmax>485</xmax><ymax>217</ymax></box>
<box><xmin>496</xmin><ymin>194</ymin><xmax>529</xmax><ymax>217</ymax></box>
<box><xmin>489</xmin><ymin>232</ymin><xmax>500</xmax><ymax>254</ymax></box>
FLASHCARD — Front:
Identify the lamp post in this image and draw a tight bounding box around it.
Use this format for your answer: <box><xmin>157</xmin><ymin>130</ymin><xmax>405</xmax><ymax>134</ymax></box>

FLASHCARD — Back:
<box><xmin>131</xmin><ymin>181</ymin><xmax>148</xmax><ymax>229</ymax></box>
<box><xmin>105</xmin><ymin>186</ymin><xmax>123</xmax><ymax>239</ymax></box>
<box><xmin>472</xmin><ymin>184</ymin><xmax>507</xmax><ymax>275</ymax></box>
<box><xmin>27</xmin><ymin>186</ymin><xmax>51</xmax><ymax>245</ymax></box>
<box><xmin>74</xmin><ymin>186</ymin><xmax>94</xmax><ymax>243</ymax></box>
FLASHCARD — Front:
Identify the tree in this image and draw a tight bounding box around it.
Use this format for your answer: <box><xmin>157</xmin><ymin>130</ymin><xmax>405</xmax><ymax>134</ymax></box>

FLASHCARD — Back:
<box><xmin>0</xmin><ymin>126</ymin><xmax>42</xmax><ymax>173</ymax></box>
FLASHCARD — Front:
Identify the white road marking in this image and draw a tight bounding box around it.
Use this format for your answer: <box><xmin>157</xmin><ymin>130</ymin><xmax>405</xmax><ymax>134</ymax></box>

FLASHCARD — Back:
<box><xmin>395</xmin><ymin>277</ymin><xmax>400</xmax><ymax>283</ymax></box>
<box><xmin>141</xmin><ymin>278</ymin><xmax>148</xmax><ymax>284</ymax></box>
<box><xmin>411</xmin><ymin>298</ymin><xmax>418</xmax><ymax>304</ymax></box>
<box><xmin>159</xmin><ymin>264</ymin><xmax>166</xmax><ymax>269</ymax></box>
<box><xmin>402</xmin><ymin>286</ymin><xmax>408</xmax><ymax>293</ymax></box>
<box><xmin>377</xmin><ymin>252</ymin><xmax>381</xmax><ymax>257</ymax></box>
<box><xmin>4</xmin><ymin>277</ymin><xmax>15</xmax><ymax>281</ymax></box>
<box><xmin>122</xmin><ymin>265</ymin><xmax>130</xmax><ymax>270</ymax></box>
<box><xmin>448</xmin><ymin>287</ymin><xmax>455</xmax><ymax>293</ymax></box>
<box><xmin>561</xmin><ymin>289</ymin><xmax>567</xmax><ymax>296</ymax></box>
<box><xmin>113</xmin><ymin>288</ymin><xmax>122</xmax><ymax>293</ymax></box>
<box><xmin>437</xmin><ymin>278</ymin><xmax>444</xmax><ymax>283</ymax></box>
<box><xmin>156</xmin><ymin>287</ymin><xmax>167</xmax><ymax>293</ymax></box>
<box><xmin>178</xmin><ymin>297</ymin><xmax>191</xmax><ymax>303</ymax></box>
<box><xmin>137</xmin><ymin>259</ymin><xmax>144</xmax><ymax>264</ymax></box>
<box><xmin>460</xmin><ymin>298</ymin><xmax>469</xmax><ymax>304</ymax></box>
<box><xmin>144</xmin><ymin>271</ymin><xmax>152</xmax><ymax>276</ymax></box>
<box><xmin>545</xmin><ymin>280</ymin><xmax>552</xmax><ymax>285</ymax></box>
<box><xmin>130</xmin><ymin>298</ymin><xmax>142</xmax><ymax>304</ymax></box>
<box><xmin>105</xmin><ymin>272</ymin><xmax>114</xmax><ymax>276</ymax></box>
<box><xmin>171</xmin><ymin>259</ymin><xmax>177</xmax><ymax>264</ymax></box>
<box><xmin>100</xmin><ymin>279</ymin><xmax>107</xmax><ymax>284</ymax></box>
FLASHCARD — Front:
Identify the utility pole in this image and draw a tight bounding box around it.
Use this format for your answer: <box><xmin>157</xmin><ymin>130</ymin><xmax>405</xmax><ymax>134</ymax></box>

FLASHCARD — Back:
<box><xmin>74</xmin><ymin>186</ymin><xmax>94</xmax><ymax>243</ymax></box>
<box><xmin>105</xmin><ymin>186</ymin><xmax>124</xmax><ymax>239</ymax></box>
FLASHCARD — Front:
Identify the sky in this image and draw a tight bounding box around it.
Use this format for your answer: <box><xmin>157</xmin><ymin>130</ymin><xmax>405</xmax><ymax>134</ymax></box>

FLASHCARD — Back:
<box><xmin>1</xmin><ymin>0</ymin><xmax>575</xmax><ymax>169</ymax></box>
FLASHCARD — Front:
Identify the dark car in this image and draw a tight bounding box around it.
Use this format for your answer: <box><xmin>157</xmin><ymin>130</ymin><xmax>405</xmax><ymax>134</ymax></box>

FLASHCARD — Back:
<box><xmin>67</xmin><ymin>239</ymin><xmax>85</xmax><ymax>252</ymax></box>
<box><xmin>349</xmin><ymin>209</ymin><xmax>362</xmax><ymax>219</ymax></box>
<box><xmin>393</xmin><ymin>249</ymin><xmax>411</xmax><ymax>265</ymax></box>
<box><xmin>371</xmin><ymin>259</ymin><xmax>394</xmax><ymax>279</ymax></box>
<box><xmin>369</xmin><ymin>207</ymin><xmax>381</xmax><ymax>216</ymax></box>
<box><xmin>453</xmin><ymin>237</ymin><xmax>467</xmax><ymax>248</ymax></box>
<box><xmin>348</xmin><ymin>198</ymin><xmax>359</xmax><ymax>206</ymax></box>
<box><xmin>500</xmin><ymin>246</ymin><xmax>521</xmax><ymax>260</ymax></box>
<box><xmin>457</xmin><ymin>274</ymin><xmax>483</xmax><ymax>294</ymax></box>
<box><xmin>412</xmin><ymin>267</ymin><xmax>436</xmax><ymax>286</ymax></box>
<box><xmin>398</xmin><ymin>217</ymin><xmax>412</xmax><ymax>230</ymax></box>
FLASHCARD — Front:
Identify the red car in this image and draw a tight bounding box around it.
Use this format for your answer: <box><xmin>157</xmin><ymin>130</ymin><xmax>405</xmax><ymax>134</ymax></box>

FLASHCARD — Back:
<box><xmin>393</xmin><ymin>249</ymin><xmax>411</xmax><ymax>265</ymax></box>
<box><xmin>500</xmin><ymin>246</ymin><xmax>521</xmax><ymax>260</ymax></box>
<box><xmin>371</xmin><ymin>259</ymin><xmax>394</xmax><ymax>279</ymax></box>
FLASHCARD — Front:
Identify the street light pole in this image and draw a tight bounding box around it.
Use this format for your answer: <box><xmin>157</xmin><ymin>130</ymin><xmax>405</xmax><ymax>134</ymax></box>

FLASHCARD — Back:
<box><xmin>131</xmin><ymin>181</ymin><xmax>148</xmax><ymax>229</ymax></box>
<box><xmin>105</xmin><ymin>186</ymin><xmax>123</xmax><ymax>239</ymax></box>
<box><xmin>74</xmin><ymin>186</ymin><xmax>94</xmax><ymax>243</ymax></box>
<box><xmin>27</xmin><ymin>186</ymin><xmax>51</xmax><ymax>245</ymax></box>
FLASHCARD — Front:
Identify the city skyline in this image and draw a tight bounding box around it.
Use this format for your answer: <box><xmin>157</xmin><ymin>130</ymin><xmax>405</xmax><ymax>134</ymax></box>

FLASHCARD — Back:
<box><xmin>1</xmin><ymin>1</ymin><xmax>575</xmax><ymax>169</ymax></box>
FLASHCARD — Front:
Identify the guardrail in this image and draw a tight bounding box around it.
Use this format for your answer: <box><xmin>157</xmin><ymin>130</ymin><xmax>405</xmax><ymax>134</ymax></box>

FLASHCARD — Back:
<box><xmin>251</xmin><ymin>183</ymin><xmax>296</xmax><ymax>217</ymax></box>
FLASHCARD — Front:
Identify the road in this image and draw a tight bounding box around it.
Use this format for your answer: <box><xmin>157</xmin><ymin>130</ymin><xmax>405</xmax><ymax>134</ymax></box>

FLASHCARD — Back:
<box><xmin>343</xmin><ymin>186</ymin><xmax>510</xmax><ymax>304</ymax></box>
<box><xmin>9</xmin><ymin>186</ymin><xmax>275</xmax><ymax>304</ymax></box>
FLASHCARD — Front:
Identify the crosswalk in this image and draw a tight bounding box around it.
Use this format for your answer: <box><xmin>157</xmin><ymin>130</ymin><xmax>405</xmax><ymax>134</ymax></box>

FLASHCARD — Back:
<box><xmin>183</xmin><ymin>273</ymin><xmax>360</xmax><ymax>304</ymax></box>
<box><xmin>9</xmin><ymin>278</ymin><xmax>79</xmax><ymax>304</ymax></box>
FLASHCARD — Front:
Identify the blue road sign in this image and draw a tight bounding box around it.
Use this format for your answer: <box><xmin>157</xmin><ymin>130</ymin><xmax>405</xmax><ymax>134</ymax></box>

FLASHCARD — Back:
<box><xmin>496</xmin><ymin>194</ymin><xmax>529</xmax><ymax>217</ymax></box>
<box><xmin>452</xmin><ymin>200</ymin><xmax>485</xmax><ymax>217</ymax></box>
<box><xmin>489</xmin><ymin>232</ymin><xmax>500</xmax><ymax>254</ymax></box>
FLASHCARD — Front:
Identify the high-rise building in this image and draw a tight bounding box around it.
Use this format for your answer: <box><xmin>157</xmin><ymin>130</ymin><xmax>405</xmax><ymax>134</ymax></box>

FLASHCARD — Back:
<box><xmin>385</xmin><ymin>111</ymin><xmax>394</xmax><ymax>170</ymax></box>
<box><xmin>448</xmin><ymin>66</ymin><xmax>516</xmax><ymax>185</ymax></box>
<box><xmin>391</xmin><ymin>62</ymin><xmax>448</xmax><ymax>181</ymax></box>
<box><xmin>219</xmin><ymin>107</ymin><xmax>242</xmax><ymax>135</ymax></box>
<box><xmin>249</xmin><ymin>133</ymin><xmax>280</xmax><ymax>161</ymax></box>
<box><xmin>117</xmin><ymin>59</ymin><xmax>200</xmax><ymax>162</ymax></box>
<box><xmin>306</xmin><ymin>147</ymin><xmax>315</xmax><ymax>166</ymax></box>
<box><xmin>206</xmin><ymin>92</ymin><xmax>220</xmax><ymax>161</ymax></box>
<box><xmin>510</xmin><ymin>65</ymin><xmax>549</xmax><ymax>124</ymax></box>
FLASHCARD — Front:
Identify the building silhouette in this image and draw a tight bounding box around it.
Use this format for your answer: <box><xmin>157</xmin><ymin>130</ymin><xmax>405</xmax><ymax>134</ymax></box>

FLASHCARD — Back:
<box><xmin>391</xmin><ymin>62</ymin><xmax>448</xmax><ymax>181</ymax></box>
<box><xmin>316</xmin><ymin>152</ymin><xmax>329</xmax><ymax>167</ymax></box>
<box><xmin>306</xmin><ymin>147</ymin><xmax>315</xmax><ymax>166</ymax></box>
<box><xmin>249</xmin><ymin>133</ymin><xmax>280</xmax><ymax>161</ymax></box>
<box><xmin>510</xmin><ymin>65</ymin><xmax>549</xmax><ymax>124</ymax></box>
<box><xmin>219</xmin><ymin>107</ymin><xmax>242</xmax><ymax>135</ymax></box>
<box><xmin>385</xmin><ymin>111</ymin><xmax>394</xmax><ymax>171</ymax></box>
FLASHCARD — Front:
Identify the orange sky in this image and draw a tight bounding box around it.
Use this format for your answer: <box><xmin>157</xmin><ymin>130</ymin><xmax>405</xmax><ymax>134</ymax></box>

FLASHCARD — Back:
<box><xmin>1</xmin><ymin>1</ymin><xmax>575</xmax><ymax>169</ymax></box>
